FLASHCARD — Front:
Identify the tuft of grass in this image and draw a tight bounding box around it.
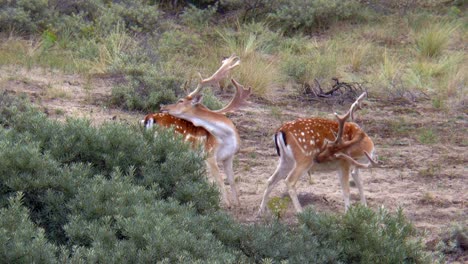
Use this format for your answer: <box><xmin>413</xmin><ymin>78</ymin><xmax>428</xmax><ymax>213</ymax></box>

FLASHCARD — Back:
<box><xmin>347</xmin><ymin>42</ymin><xmax>372</xmax><ymax>72</ymax></box>
<box><xmin>439</xmin><ymin>61</ymin><xmax>466</xmax><ymax>105</ymax></box>
<box><xmin>379</xmin><ymin>49</ymin><xmax>402</xmax><ymax>84</ymax></box>
<box><xmin>280</xmin><ymin>40</ymin><xmax>338</xmax><ymax>94</ymax></box>
<box><xmin>415</xmin><ymin>22</ymin><xmax>457</xmax><ymax>58</ymax></box>
<box><xmin>420</xmin><ymin>192</ymin><xmax>437</xmax><ymax>204</ymax></box>
<box><xmin>215</xmin><ymin>25</ymin><xmax>281</xmax><ymax>97</ymax></box>
<box><xmin>267</xmin><ymin>196</ymin><xmax>291</xmax><ymax>219</ymax></box>
<box><xmin>231</xmin><ymin>53</ymin><xmax>278</xmax><ymax>97</ymax></box>
<box><xmin>55</xmin><ymin>108</ymin><xmax>65</xmax><ymax>115</ymax></box>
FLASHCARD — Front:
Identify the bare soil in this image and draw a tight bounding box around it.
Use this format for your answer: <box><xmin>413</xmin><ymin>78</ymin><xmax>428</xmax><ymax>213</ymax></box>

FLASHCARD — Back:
<box><xmin>1</xmin><ymin>67</ymin><xmax>467</xmax><ymax>260</ymax></box>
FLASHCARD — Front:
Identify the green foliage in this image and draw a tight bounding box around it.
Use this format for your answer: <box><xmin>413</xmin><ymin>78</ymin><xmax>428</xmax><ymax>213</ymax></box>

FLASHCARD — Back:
<box><xmin>0</xmin><ymin>192</ymin><xmax>58</xmax><ymax>264</ymax></box>
<box><xmin>111</xmin><ymin>71</ymin><xmax>180</xmax><ymax>111</ymax></box>
<box><xmin>267</xmin><ymin>196</ymin><xmax>291</xmax><ymax>219</ymax></box>
<box><xmin>0</xmin><ymin>0</ymin><xmax>161</xmax><ymax>35</ymax></box>
<box><xmin>269</xmin><ymin>0</ymin><xmax>370</xmax><ymax>33</ymax></box>
<box><xmin>280</xmin><ymin>46</ymin><xmax>337</xmax><ymax>93</ymax></box>
<box><xmin>0</xmin><ymin>0</ymin><xmax>51</xmax><ymax>34</ymax></box>
<box><xmin>201</xmin><ymin>89</ymin><xmax>224</xmax><ymax>110</ymax></box>
<box><xmin>180</xmin><ymin>3</ymin><xmax>218</xmax><ymax>29</ymax></box>
<box><xmin>418</xmin><ymin>129</ymin><xmax>438</xmax><ymax>144</ymax></box>
<box><xmin>435</xmin><ymin>223</ymin><xmax>467</xmax><ymax>260</ymax></box>
<box><xmin>108</xmin><ymin>40</ymin><xmax>184</xmax><ymax>111</ymax></box>
<box><xmin>299</xmin><ymin>206</ymin><xmax>429</xmax><ymax>263</ymax></box>
<box><xmin>0</xmin><ymin>95</ymin><xmax>429</xmax><ymax>264</ymax></box>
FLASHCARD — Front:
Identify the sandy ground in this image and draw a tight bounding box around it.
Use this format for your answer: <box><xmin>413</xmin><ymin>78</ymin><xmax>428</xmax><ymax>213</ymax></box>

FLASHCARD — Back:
<box><xmin>1</xmin><ymin>67</ymin><xmax>467</xmax><ymax>260</ymax></box>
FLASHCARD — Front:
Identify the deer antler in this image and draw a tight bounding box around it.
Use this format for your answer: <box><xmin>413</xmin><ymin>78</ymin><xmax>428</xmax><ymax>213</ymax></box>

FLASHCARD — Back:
<box><xmin>214</xmin><ymin>79</ymin><xmax>251</xmax><ymax>114</ymax></box>
<box><xmin>188</xmin><ymin>55</ymin><xmax>241</xmax><ymax>98</ymax></box>
<box><xmin>333</xmin><ymin>92</ymin><xmax>367</xmax><ymax>144</ymax></box>
<box><xmin>315</xmin><ymin>92</ymin><xmax>372</xmax><ymax>164</ymax></box>
<box><xmin>335</xmin><ymin>151</ymin><xmax>378</xmax><ymax>168</ymax></box>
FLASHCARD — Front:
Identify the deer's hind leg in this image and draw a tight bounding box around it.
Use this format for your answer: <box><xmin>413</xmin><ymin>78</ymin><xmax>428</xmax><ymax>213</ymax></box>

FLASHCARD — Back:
<box><xmin>338</xmin><ymin>161</ymin><xmax>352</xmax><ymax>212</ymax></box>
<box><xmin>222</xmin><ymin>156</ymin><xmax>240</xmax><ymax>206</ymax></box>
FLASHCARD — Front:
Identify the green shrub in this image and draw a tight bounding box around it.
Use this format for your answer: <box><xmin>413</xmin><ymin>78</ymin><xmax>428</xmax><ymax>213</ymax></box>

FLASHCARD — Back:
<box><xmin>111</xmin><ymin>69</ymin><xmax>180</xmax><ymax>111</ymax></box>
<box><xmin>299</xmin><ymin>206</ymin><xmax>429</xmax><ymax>263</ymax></box>
<box><xmin>0</xmin><ymin>193</ymin><xmax>59</xmax><ymax>264</ymax></box>
<box><xmin>268</xmin><ymin>0</ymin><xmax>369</xmax><ymax>34</ymax></box>
<box><xmin>0</xmin><ymin>0</ymin><xmax>51</xmax><ymax>34</ymax></box>
<box><xmin>280</xmin><ymin>47</ymin><xmax>337</xmax><ymax>94</ymax></box>
<box><xmin>104</xmin><ymin>0</ymin><xmax>161</xmax><ymax>33</ymax></box>
<box><xmin>180</xmin><ymin>3</ymin><xmax>218</xmax><ymax>29</ymax></box>
<box><xmin>0</xmin><ymin>95</ymin><xmax>429</xmax><ymax>263</ymax></box>
<box><xmin>0</xmin><ymin>93</ymin><xmax>218</xmax><ymax>211</ymax></box>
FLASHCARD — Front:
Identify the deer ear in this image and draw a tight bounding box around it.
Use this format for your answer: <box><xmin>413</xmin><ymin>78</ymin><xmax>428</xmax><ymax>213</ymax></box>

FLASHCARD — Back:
<box><xmin>191</xmin><ymin>94</ymin><xmax>203</xmax><ymax>105</ymax></box>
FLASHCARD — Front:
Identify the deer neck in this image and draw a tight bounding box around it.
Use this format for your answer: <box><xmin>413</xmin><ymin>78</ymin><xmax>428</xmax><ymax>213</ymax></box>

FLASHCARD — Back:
<box><xmin>176</xmin><ymin>107</ymin><xmax>238</xmax><ymax>142</ymax></box>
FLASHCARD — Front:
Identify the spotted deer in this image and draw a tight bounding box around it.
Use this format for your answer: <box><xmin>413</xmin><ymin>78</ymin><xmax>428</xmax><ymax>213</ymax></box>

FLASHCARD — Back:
<box><xmin>158</xmin><ymin>55</ymin><xmax>251</xmax><ymax>207</ymax></box>
<box><xmin>142</xmin><ymin>113</ymin><xmax>214</xmax><ymax>150</ymax></box>
<box><xmin>258</xmin><ymin>93</ymin><xmax>377</xmax><ymax>215</ymax></box>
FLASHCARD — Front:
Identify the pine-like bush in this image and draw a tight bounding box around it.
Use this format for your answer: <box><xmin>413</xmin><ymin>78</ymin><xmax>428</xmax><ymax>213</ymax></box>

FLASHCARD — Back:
<box><xmin>0</xmin><ymin>94</ymin><xmax>429</xmax><ymax>263</ymax></box>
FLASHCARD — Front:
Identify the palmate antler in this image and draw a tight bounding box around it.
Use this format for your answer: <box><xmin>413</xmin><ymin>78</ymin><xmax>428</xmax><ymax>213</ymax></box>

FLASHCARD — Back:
<box><xmin>214</xmin><ymin>79</ymin><xmax>251</xmax><ymax>114</ymax></box>
<box><xmin>188</xmin><ymin>55</ymin><xmax>241</xmax><ymax>98</ymax></box>
<box><xmin>315</xmin><ymin>92</ymin><xmax>378</xmax><ymax>166</ymax></box>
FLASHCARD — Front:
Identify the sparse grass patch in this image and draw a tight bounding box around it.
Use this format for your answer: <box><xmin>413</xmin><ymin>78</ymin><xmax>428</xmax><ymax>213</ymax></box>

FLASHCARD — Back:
<box><xmin>366</xmin><ymin>48</ymin><xmax>415</xmax><ymax>98</ymax></box>
<box><xmin>42</xmin><ymin>84</ymin><xmax>71</xmax><ymax>100</ymax></box>
<box><xmin>346</xmin><ymin>42</ymin><xmax>372</xmax><ymax>72</ymax></box>
<box><xmin>418</xmin><ymin>164</ymin><xmax>441</xmax><ymax>178</ymax></box>
<box><xmin>269</xmin><ymin>106</ymin><xmax>283</xmax><ymax>121</ymax></box>
<box><xmin>388</xmin><ymin>117</ymin><xmax>414</xmax><ymax>137</ymax></box>
<box><xmin>358</xmin><ymin>16</ymin><xmax>410</xmax><ymax>46</ymax></box>
<box><xmin>0</xmin><ymin>35</ymin><xmax>81</xmax><ymax>73</ymax></box>
<box><xmin>439</xmin><ymin>61</ymin><xmax>467</xmax><ymax>107</ymax></box>
<box><xmin>418</xmin><ymin>129</ymin><xmax>438</xmax><ymax>144</ymax></box>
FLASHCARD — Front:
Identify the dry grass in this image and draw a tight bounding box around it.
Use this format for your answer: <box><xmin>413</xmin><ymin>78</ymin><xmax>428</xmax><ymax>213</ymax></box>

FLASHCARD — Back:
<box><xmin>0</xmin><ymin>35</ymin><xmax>78</xmax><ymax>72</ymax></box>
<box><xmin>42</xmin><ymin>84</ymin><xmax>72</xmax><ymax>100</ymax></box>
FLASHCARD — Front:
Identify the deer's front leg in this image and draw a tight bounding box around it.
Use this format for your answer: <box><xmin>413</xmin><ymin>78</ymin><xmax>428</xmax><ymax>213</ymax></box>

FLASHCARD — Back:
<box><xmin>339</xmin><ymin>161</ymin><xmax>351</xmax><ymax>212</ymax></box>
<box><xmin>222</xmin><ymin>157</ymin><xmax>240</xmax><ymax>206</ymax></box>
<box><xmin>206</xmin><ymin>157</ymin><xmax>231</xmax><ymax>207</ymax></box>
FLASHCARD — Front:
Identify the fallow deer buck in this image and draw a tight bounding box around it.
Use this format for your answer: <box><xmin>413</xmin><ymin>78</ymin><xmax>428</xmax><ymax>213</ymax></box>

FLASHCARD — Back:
<box><xmin>258</xmin><ymin>92</ymin><xmax>377</xmax><ymax>216</ymax></box>
<box><xmin>157</xmin><ymin>55</ymin><xmax>251</xmax><ymax>207</ymax></box>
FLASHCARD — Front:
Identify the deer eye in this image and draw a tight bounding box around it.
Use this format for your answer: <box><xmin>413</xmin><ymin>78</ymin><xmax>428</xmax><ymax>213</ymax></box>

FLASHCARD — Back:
<box><xmin>178</xmin><ymin>99</ymin><xmax>184</xmax><ymax>103</ymax></box>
